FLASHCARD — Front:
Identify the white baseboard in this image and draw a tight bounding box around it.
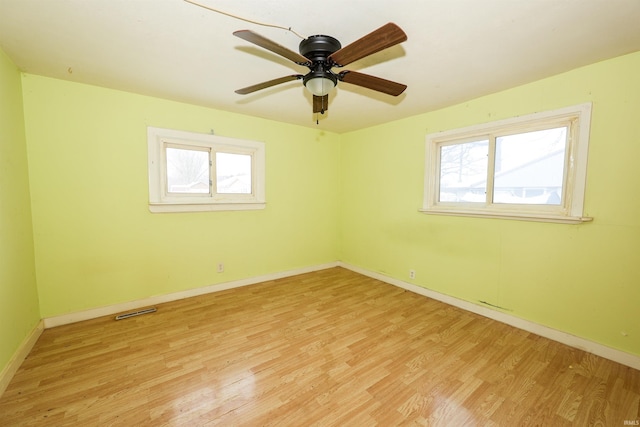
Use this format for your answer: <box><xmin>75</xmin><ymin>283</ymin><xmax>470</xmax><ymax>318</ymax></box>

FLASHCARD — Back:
<box><xmin>0</xmin><ymin>320</ymin><xmax>44</xmax><ymax>397</ymax></box>
<box><xmin>44</xmin><ymin>262</ymin><xmax>340</xmax><ymax>328</ymax></box>
<box><xmin>339</xmin><ymin>262</ymin><xmax>640</xmax><ymax>371</ymax></box>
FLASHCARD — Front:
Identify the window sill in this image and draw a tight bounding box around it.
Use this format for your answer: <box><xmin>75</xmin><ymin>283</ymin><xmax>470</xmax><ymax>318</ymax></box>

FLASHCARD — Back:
<box><xmin>419</xmin><ymin>209</ymin><xmax>593</xmax><ymax>224</ymax></box>
<box><xmin>150</xmin><ymin>202</ymin><xmax>266</xmax><ymax>213</ymax></box>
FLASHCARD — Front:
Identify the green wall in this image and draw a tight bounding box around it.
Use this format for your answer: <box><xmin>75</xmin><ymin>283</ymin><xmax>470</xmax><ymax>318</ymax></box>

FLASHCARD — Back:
<box><xmin>340</xmin><ymin>51</ymin><xmax>640</xmax><ymax>356</ymax></box>
<box><xmin>0</xmin><ymin>50</ymin><xmax>40</xmax><ymax>371</ymax></box>
<box><xmin>21</xmin><ymin>75</ymin><xmax>341</xmax><ymax>318</ymax></box>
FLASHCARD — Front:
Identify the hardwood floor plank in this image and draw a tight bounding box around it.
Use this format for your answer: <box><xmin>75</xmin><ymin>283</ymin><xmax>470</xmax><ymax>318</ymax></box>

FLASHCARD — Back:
<box><xmin>1</xmin><ymin>267</ymin><xmax>638</xmax><ymax>426</ymax></box>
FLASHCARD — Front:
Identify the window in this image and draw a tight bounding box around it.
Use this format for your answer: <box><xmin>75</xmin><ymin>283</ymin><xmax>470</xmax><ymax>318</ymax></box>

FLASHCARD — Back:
<box><xmin>422</xmin><ymin>103</ymin><xmax>592</xmax><ymax>223</ymax></box>
<box><xmin>148</xmin><ymin>127</ymin><xmax>265</xmax><ymax>212</ymax></box>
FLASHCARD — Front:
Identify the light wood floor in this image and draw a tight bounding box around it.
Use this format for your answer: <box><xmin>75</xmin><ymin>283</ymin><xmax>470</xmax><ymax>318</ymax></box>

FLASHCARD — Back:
<box><xmin>1</xmin><ymin>267</ymin><xmax>639</xmax><ymax>426</ymax></box>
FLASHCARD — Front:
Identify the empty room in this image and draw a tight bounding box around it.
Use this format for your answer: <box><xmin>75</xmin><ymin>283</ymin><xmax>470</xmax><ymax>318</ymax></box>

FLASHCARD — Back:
<box><xmin>1</xmin><ymin>0</ymin><xmax>639</xmax><ymax>425</ymax></box>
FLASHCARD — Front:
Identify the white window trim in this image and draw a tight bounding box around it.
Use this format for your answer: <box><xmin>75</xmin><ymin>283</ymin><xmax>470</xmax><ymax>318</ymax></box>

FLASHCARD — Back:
<box><xmin>148</xmin><ymin>127</ymin><xmax>265</xmax><ymax>213</ymax></box>
<box><xmin>421</xmin><ymin>103</ymin><xmax>593</xmax><ymax>224</ymax></box>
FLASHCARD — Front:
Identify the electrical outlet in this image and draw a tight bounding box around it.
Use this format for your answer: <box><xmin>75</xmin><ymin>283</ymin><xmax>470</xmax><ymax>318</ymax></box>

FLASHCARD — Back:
<box><xmin>409</xmin><ymin>269</ymin><xmax>416</xmax><ymax>279</ymax></box>
<box><xmin>217</xmin><ymin>263</ymin><xmax>224</xmax><ymax>273</ymax></box>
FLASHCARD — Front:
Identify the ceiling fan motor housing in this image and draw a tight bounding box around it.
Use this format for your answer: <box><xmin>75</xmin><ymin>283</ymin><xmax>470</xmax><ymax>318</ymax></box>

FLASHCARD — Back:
<box><xmin>299</xmin><ymin>35</ymin><xmax>341</xmax><ymax>61</ymax></box>
<box><xmin>299</xmin><ymin>35</ymin><xmax>342</xmax><ymax>87</ymax></box>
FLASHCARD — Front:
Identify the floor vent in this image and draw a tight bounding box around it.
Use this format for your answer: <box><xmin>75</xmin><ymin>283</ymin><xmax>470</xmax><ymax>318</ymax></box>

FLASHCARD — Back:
<box><xmin>114</xmin><ymin>307</ymin><xmax>157</xmax><ymax>320</ymax></box>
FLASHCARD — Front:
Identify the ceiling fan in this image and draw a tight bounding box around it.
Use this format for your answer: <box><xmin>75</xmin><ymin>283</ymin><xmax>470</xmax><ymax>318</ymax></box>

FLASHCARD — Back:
<box><xmin>233</xmin><ymin>23</ymin><xmax>408</xmax><ymax>115</ymax></box>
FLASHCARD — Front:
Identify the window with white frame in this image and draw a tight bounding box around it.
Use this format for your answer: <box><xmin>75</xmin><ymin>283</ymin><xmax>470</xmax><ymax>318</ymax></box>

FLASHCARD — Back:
<box><xmin>421</xmin><ymin>103</ymin><xmax>592</xmax><ymax>223</ymax></box>
<box><xmin>147</xmin><ymin>127</ymin><xmax>265</xmax><ymax>213</ymax></box>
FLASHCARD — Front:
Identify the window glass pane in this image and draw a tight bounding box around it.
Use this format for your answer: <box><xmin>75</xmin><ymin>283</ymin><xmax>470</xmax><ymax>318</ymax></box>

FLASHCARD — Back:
<box><xmin>439</xmin><ymin>140</ymin><xmax>489</xmax><ymax>202</ymax></box>
<box><xmin>166</xmin><ymin>147</ymin><xmax>210</xmax><ymax>194</ymax></box>
<box><xmin>216</xmin><ymin>152</ymin><xmax>252</xmax><ymax>194</ymax></box>
<box><xmin>493</xmin><ymin>127</ymin><xmax>567</xmax><ymax>205</ymax></box>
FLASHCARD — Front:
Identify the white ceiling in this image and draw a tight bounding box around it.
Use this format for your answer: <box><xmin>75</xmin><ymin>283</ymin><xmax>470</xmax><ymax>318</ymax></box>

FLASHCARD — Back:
<box><xmin>1</xmin><ymin>0</ymin><xmax>640</xmax><ymax>133</ymax></box>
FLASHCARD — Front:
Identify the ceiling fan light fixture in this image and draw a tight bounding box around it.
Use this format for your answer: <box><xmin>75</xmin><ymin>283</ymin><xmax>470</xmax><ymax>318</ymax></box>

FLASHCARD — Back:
<box><xmin>303</xmin><ymin>70</ymin><xmax>337</xmax><ymax>96</ymax></box>
<box><xmin>304</xmin><ymin>76</ymin><xmax>336</xmax><ymax>96</ymax></box>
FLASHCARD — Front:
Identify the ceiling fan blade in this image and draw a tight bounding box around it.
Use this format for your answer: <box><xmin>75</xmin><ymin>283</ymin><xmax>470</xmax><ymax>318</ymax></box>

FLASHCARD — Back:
<box><xmin>235</xmin><ymin>75</ymin><xmax>303</xmax><ymax>95</ymax></box>
<box><xmin>328</xmin><ymin>23</ymin><xmax>407</xmax><ymax>67</ymax></box>
<box><xmin>338</xmin><ymin>70</ymin><xmax>407</xmax><ymax>96</ymax></box>
<box><xmin>313</xmin><ymin>95</ymin><xmax>329</xmax><ymax>113</ymax></box>
<box><xmin>233</xmin><ymin>30</ymin><xmax>310</xmax><ymax>65</ymax></box>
